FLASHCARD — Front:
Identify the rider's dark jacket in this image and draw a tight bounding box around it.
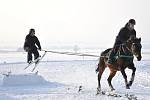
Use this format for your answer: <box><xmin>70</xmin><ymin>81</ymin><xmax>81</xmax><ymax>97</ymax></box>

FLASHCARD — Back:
<box><xmin>114</xmin><ymin>23</ymin><xmax>136</xmax><ymax>46</ymax></box>
<box><xmin>24</xmin><ymin>34</ymin><xmax>41</xmax><ymax>51</ymax></box>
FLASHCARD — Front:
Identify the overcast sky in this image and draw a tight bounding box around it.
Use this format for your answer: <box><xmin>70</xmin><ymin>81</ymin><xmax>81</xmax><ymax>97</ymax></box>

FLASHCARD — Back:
<box><xmin>0</xmin><ymin>0</ymin><xmax>149</xmax><ymax>48</ymax></box>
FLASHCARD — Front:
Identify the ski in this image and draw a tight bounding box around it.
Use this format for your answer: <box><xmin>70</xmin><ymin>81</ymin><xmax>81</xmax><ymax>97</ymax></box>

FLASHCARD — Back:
<box><xmin>24</xmin><ymin>58</ymin><xmax>39</xmax><ymax>70</ymax></box>
<box><xmin>31</xmin><ymin>51</ymin><xmax>47</xmax><ymax>72</ymax></box>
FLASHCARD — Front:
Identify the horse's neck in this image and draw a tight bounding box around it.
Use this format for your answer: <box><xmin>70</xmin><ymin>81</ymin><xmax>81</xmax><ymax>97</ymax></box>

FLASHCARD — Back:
<box><xmin>118</xmin><ymin>44</ymin><xmax>132</xmax><ymax>55</ymax></box>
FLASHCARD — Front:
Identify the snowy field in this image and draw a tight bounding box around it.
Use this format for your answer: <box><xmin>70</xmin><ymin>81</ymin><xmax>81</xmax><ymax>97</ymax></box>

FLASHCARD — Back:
<box><xmin>0</xmin><ymin>50</ymin><xmax>150</xmax><ymax>100</ymax></box>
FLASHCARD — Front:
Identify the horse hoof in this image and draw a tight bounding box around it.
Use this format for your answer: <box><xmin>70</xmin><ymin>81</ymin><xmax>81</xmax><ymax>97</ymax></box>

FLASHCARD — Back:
<box><xmin>126</xmin><ymin>86</ymin><xmax>130</xmax><ymax>89</ymax></box>
<box><xmin>128</xmin><ymin>81</ymin><xmax>132</xmax><ymax>86</ymax></box>
<box><xmin>97</xmin><ymin>87</ymin><xmax>101</xmax><ymax>94</ymax></box>
<box><xmin>96</xmin><ymin>92</ymin><xmax>99</xmax><ymax>95</ymax></box>
<box><xmin>96</xmin><ymin>90</ymin><xmax>101</xmax><ymax>95</ymax></box>
<box><xmin>126</xmin><ymin>84</ymin><xmax>130</xmax><ymax>89</ymax></box>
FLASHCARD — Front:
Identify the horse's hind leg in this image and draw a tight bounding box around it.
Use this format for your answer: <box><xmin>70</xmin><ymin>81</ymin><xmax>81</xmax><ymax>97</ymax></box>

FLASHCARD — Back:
<box><xmin>97</xmin><ymin>64</ymin><xmax>105</xmax><ymax>94</ymax></box>
<box><xmin>128</xmin><ymin>63</ymin><xmax>136</xmax><ymax>86</ymax></box>
<box><xmin>107</xmin><ymin>70</ymin><xmax>117</xmax><ymax>91</ymax></box>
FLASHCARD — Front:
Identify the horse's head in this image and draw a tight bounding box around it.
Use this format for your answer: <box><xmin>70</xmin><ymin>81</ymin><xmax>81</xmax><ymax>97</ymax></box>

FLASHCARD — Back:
<box><xmin>127</xmin><ymin>37</ymin><xmax>142</xmax><ymax>61</ymax></box>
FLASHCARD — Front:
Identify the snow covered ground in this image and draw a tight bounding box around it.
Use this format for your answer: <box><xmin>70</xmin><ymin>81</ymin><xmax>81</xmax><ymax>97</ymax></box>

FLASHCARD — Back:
<box><xmin>0</xmin><ymin>50</ymin><xmax>150</xmax><ymax>100</ymax></box>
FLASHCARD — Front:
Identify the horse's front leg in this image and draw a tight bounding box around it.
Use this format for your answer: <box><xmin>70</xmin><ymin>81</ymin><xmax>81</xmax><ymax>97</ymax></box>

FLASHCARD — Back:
<box><xmin>128</xmin><ymin>63</ymin><xmax>136</xmax><ymax>86</ymax></box>
<box><xmin>121</xmin><ymin>69</ymin><xmax>130</xmax><ymax>89</ymax></box>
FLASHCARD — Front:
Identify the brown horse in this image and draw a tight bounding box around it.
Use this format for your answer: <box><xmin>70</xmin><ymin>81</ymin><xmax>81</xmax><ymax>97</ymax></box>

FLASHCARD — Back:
<box><xmin>96</xmin><ymin>37</ymin><xmax>142</xmax><ymax>94</ymax></box>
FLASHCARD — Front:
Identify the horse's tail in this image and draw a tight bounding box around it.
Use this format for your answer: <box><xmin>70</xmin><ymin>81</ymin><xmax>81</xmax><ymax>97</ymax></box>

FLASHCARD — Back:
<box><xmin>95</xmin><ymin>57</ymin><xmax>105</xmax><ymax>73</ymax></box>
<box><xmin>96</xmin><ymin>48</ymin><xmax>112</xmax><ymax>73</ymax></box>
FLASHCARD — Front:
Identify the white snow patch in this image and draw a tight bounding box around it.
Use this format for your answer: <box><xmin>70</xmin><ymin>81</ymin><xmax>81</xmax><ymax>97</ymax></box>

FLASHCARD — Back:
<box><xmin>0</xmin><ymin>94</ymin><xmax>18</xmax><ymax>100</ymax></box>
<box><xmin>2</xmin><ymin>74</ymin><xmax>50</xmax><ymax>86</ymax></box>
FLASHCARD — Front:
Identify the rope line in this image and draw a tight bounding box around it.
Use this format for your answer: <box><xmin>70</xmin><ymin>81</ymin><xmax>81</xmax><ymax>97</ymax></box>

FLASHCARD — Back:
<box><xmin>41</xmin><ymin>49</ymin><xmax>134</xmax><ymax>58</ymax></box>
<box><xmin>41</xmin><ymin>49</ymin><xmax>99</xmax><ymax>57</ymax></box>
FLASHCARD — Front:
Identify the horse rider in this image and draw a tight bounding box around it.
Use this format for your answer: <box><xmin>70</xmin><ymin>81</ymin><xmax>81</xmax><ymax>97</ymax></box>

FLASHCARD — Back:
<box><xmin>24</xmin><ymin>28</ymin><xmax>42</xmax><ymax>64</ymax></box>
<box><xmin>107</xmin><ymin>19</ymin><xmax>136</xmax><ymax>65</ymax></box>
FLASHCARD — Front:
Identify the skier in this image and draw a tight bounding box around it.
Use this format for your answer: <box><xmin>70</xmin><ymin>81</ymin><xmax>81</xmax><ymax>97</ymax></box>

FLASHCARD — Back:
<box><xmin>24</xmin><ymin>28</ymin><xmax>42</xmax><ymax>64</ymax></box>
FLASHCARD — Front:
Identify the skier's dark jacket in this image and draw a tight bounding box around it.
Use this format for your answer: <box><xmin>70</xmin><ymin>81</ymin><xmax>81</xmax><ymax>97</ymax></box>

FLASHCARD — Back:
<box><xmin>114</xmin><ymin>23</ymin><xmax>136</xmax><ymax>46</ymax></box>
<box><xmin>24</xmin><ymin>34</ymin><xmax>41</xmax><ymax>51</ymax></box>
